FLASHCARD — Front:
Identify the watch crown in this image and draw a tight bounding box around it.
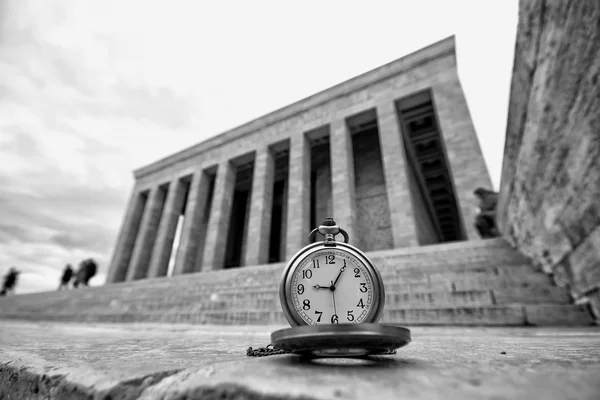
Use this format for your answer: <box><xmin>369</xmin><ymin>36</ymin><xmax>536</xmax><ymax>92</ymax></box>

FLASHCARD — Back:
<box><xmin>322</xmin><ymin>218</ymin><xmax>336</xmax><ymax>226</ymax></box>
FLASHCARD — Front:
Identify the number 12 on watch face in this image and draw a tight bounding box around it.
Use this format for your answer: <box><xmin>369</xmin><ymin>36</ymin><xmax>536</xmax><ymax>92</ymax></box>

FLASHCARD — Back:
<box><xmin>291</xmin><ymin>250</ymin><xmax>373</xmax><ymax>325</ymax></box>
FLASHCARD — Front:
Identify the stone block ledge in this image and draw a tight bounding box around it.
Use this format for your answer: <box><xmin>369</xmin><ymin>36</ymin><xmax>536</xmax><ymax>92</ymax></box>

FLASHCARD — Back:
<box><xmin>2</xmin><ymin>320</ymin><xmax>600</xmax><ymax>399</ymax></box>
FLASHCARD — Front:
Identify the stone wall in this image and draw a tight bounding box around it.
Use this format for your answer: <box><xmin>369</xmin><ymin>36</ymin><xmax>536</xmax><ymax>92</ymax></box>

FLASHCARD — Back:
<box><xmin>352</xmin><ymin>129</ymin><xmax>394</xmax><ymax>251</ymax></box>
<box><xmin>497</xmin><ymin>0</ymin><xmax>600</xmax><ymax>318</ymax></box>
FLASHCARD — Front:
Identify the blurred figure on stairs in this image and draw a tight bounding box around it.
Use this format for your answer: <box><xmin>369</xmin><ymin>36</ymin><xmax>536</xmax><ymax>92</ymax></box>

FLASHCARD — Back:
<box><xmin>58</xmin><ymin>264</ymin><xmax>74</xmax><ymax>290</ymax></box>
<box><xmin>73</xmin><ymin>259</ymin><xmax>98</xmax><ymax>288</ymax></box>
<box><xmin>1</xmin><ymin>267</ymin><xmax>20</xmax><ymax>296</ymax></box>
<box><xmin>473</xmin><ymin>187</ymin><xmax>500</xmax><ymax>239</ymax></box>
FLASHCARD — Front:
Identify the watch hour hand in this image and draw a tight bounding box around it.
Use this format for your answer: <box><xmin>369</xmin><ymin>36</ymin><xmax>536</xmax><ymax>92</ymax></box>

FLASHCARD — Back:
<box><xmin>312</xmin><ymin>284</ymin><xmax>331</xmax><ymax>290</ymax></box>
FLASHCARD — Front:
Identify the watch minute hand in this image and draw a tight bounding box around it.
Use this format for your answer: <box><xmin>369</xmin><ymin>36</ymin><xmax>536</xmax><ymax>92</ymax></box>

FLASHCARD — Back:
<box><xmin>332</xmin><ymin>260</ymin><xmax>347</xmax><ymax>287</ymax></box>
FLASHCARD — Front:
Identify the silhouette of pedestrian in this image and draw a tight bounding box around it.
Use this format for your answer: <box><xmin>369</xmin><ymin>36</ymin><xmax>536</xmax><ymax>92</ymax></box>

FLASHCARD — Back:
<box><xmin>58</xmin><ymin>264</ymin><xmax>74</xmax><ymax>290</ymax></box>
<box><xmin>73</xmin><ymin>259</ymin><xmax>98</xmax><ymax>288</ymax></box>
<box><xmin>1</xmin><ymin>267</ymin><xmax>20</xmax><ymax>296</ymax></box>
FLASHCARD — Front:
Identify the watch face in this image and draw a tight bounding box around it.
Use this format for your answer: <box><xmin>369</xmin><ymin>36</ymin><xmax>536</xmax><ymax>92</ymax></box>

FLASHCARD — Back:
<box><xmin>288</xmin><ymin>247</ymin><xmax>376</xmax><ymax>325</ymax></box>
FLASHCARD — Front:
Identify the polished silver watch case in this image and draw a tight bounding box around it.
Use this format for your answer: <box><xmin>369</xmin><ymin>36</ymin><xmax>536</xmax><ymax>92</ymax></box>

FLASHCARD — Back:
<box><xmin>279</xmin><ymin>239</ymin><xmax>385</xmax><ymax>327</ymax></box>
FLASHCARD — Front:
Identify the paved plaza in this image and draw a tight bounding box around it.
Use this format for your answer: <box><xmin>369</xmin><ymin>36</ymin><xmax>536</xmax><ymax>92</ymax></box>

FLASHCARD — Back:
<box><xmin>1</xmin><ymin>320</ymin><xmax>599</xmax><ymax>399</ymax></box>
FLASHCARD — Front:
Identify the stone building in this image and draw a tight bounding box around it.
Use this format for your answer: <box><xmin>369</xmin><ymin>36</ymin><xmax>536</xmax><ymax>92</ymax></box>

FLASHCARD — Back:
<box><xmin>106</xmin><ymin>36</ymin><xmax>493</xmax><ymax>284</ymax></box>
<box><xmin>2</xmin><ymin>6</ymin><xmax>594</xmax><ymax>327</ymax></box>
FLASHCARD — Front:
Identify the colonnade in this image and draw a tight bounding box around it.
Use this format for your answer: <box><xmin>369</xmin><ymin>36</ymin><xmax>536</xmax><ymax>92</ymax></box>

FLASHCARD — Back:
<box><xmin>106</xmin><ymin>91</ymin><xmax>464</xmax><ymax>283</ymax></box>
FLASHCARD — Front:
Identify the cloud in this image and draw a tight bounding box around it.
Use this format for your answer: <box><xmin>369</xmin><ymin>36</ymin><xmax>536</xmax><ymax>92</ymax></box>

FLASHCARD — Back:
<box><xmin>0</xmin><ymin>0</ymin><xmax>518</xmax><ymax>294</ymax></box>
<box><xmin>0</xmin><ymin>224</ymin><xmax>34</xmax><ymax>244</ymax></box>
<box><xmin>0</xmin><ymin>0</ymin><xmax>217</xmax><ymax>294</ymax></box>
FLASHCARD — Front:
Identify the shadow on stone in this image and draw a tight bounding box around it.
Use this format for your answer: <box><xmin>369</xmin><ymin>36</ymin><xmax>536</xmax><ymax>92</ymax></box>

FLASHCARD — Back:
<box><xmin>271</xmin><ymin>354</ymin><xmax>422</xmax><ymax>370</ymax></box>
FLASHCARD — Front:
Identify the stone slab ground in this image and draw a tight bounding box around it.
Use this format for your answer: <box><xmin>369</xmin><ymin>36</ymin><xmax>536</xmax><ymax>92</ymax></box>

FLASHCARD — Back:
<box><xmin>1</xmin><ymin>320</ymin><xmax>600</xmax><ymax>399</ymax></box>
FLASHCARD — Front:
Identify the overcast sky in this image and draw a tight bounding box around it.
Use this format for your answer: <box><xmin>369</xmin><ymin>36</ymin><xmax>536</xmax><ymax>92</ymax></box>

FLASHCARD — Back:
<box><xmin>0</xmin><ymin>0</ymin><xmax>518</xmax><ymax>294</ymax></box>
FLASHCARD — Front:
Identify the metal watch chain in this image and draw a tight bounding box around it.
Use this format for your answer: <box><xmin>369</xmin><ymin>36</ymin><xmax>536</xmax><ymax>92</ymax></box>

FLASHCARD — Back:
<box><xmin>246</xmin><ymin>344</ymin><xmax>396</xmax><ymax>357</ymax></box>
<box><xmin>246</xmin><ymin>344</ymin><xmax>291</xmax><ymax>357</ymax></box>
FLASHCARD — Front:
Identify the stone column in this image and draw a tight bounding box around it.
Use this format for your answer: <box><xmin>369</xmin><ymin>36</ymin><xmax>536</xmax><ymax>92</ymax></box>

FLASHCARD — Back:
<box><xmin>201</xmin><ymin>160</ymin><xmax>236</xmax><ymax>271</ymax></box>
<box><xmin>244</xmin><ymin>146</ymin><xmax>275</xmax><ymax>266</ymax></box>
<box><xmin>173</xmin><ymin>171</ymin><xmax>212</xmax><ymax>275</ymax></box>
<box><xmin>106</xmin><ymin>186</ymin><xmax>145</xmax><ymax>283</ymax></box>
<box><xmin>285</xmin><ymin>133</ymin><xmax>311</xmax><ymax>259</ymax></box>
<box><xmin>147</xmin><ymin>179</ymin><xmax>186</xmax><ymax>278</ymax></box>
<box><xmin>330</xmin><ymin>118</ymin><xmax>357</xmax><ymax>244</ymax></box>
<box><xmin>126</xmin><ymin>186</ymin><xmax>167</xmax><ymax>281</ymax></box>
<box><xmin>377</xmin><ymin>101</ymin><xmax>419</xmax><ymax>247</ymax></box>
<box><xmin>240</xmin><ymin>184</ymin><xmax>253</xmax><ymax>265</ymax></box>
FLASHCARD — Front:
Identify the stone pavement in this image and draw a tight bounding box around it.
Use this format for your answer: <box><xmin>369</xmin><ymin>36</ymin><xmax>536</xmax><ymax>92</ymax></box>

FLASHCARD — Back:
<box><xmin>1</xmin><ymin>320</ymin><xmax>599</xmax><ymax>399</ymax></box>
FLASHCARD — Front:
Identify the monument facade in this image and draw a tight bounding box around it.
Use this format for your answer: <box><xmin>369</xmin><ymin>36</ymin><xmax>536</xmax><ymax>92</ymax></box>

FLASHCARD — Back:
<box><xmin>106</xmin><ymin>36</ymin><xmax>493</xmax><ymax>284</ymax></box>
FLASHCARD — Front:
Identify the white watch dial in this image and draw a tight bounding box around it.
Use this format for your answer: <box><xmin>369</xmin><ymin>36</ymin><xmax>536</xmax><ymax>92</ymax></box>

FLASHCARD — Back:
<box><xmin>290</xmin><ymin>249</ymin><xmax>374</xmax><ymax>325</ymax></box>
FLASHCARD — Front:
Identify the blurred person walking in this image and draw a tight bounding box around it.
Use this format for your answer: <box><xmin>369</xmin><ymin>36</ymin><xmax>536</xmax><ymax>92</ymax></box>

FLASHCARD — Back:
<box><xmin>73</xmin><ymin>259</ymin><xmax>97</xmax><ymax>288</ymax></box>
<box><xmin>1</xmin><ymin>267</ymin><xmax>20</xmax><ymax>296</ymax></box>
<box><xmin>58</xmin><ymin>264</ymin><xmax>74</xmax><ymax>290</ymax></box>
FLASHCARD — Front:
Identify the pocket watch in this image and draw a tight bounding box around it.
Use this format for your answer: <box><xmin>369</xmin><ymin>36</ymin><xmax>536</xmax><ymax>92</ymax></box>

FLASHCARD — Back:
<box><xmin>270</xmin><ymin>218</ymin><xmax>411</xmax><ymax>357</ymax></box>
<box><xmin>279</xmin><ymin>217</ymin><xmax>385</xmax><ymax>326</ymax></box>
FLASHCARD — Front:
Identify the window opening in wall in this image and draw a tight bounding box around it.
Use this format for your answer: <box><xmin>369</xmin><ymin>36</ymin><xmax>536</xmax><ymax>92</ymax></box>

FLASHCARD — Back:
<box><xmin>402</xmin><ymin>137</ymin><xmax>440</xmax><ymax>245</ymax></box>
<box><xmin>310</xmin><ymin>170</ymin><xmax>317</xmax><ymax>230</ymax></box>
<box><xmin>396</xmin><ymin>90</ymin><xmax>465</xmax><ymax>243</ymax></box>
<box><xmin>224</xmin><ymin>161</ymin><xmax>253</xmax><ymax>268</ymax></box>
<box><xmin>309</xmin><ymin>135</ymin><xmax>331</xmax><ymax>230</ymax></box>
<box><xmin>203</xmin><ymin>174</ymin><xmax>217</xmax><ymax>225</ymax></box>
<box><xmin>269</xmin><ymin>148</ymin><xmax>289</xmax><ymax>263</ymax></box>
<box><xmin>269</xmin><ymin>180</ymin><xmax>285</xmax><ymax>262</ymax></box>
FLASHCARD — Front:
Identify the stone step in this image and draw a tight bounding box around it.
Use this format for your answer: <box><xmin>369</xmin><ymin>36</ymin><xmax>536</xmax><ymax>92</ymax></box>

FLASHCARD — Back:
<box><xmin>523</xmin><ymin>304</ymin><xmax>596</xmax><ymax>326</ymax></box>
<box><xmin>368</xmin><ymin>242</ymin><xmax>529</xmax><ymax>264</ymax></box>
<box><xmin>101</xmin><ymin>265</ymin><xmax>548</xmax><ymax>295</ymax></box>
<box><xmin>2</xmin><ymin>284</ymin><xmax>572</xmax><ymax>319</ymax></box>
<box><xmin>373</xmin><ymin>254</ymin><xmax>528</xmax><ymax>268</ymax></box>
<box><xmin>122</xmin><ymin>284</ymin><xmax>569</xmax><ymax>308</ymax></box>
<box><xmin>3</xmin><ymin>304</ymin><xmax>592</xmax><ymax>327</ymax></box>
<box><xmin>3</xmin><ymin>272</ymin><xmax>551</xmax><ymax>313</ymax></box>
<box><xmin>386</xmin><ymin>277</ymin><xmax>551</xmax><ymax>292</ymax></box>
<box><xmin>451</xmin><ymin>276</ymin><xmax>551</xmax><ymax>291</ymax></box>
<box><xmin>53</xmin><ymin>290</ymin><xmax>496</xmax><ymax>310</ymax></box>
<box><xmin>0</xmin><ymin>238</ymin><xmax>592</xmax><ymax>326</ymax></box>
<box><xmin>96</xmin><ymin>238</ymin><xmax>527</xmax><ymax>287</ymax></box>
<box><xmin>123</xmin><ymin>291</ymin><xmax>495</xmax><ymax>310</ymax></box>
<box><xmin>493</xmin><ymin>286</ymin><xmax>571</xmax><ymax>304</ymax></box>
<box><xmin>0</xmin><ymin>263</ymin><xmax>556</xmax><ymax>307</ymax></box>
<box><xmin>382</xmin><ymin>266</ymin><xmax>544</xmax><ymax>282</ymax></box>
<box><xmin>99</xmin><ymin>261</ymin><xmax>538</xmax><ymax>291</ymax></box>
<box><xmin>383</xmin><ymin>305</ymin><xmax>595</xmax><ymax>326</ymax></box>
<box><xmin>11</xmin><ymin>266</ymin><xmax>546</xmax><ymax>308</ymax></box>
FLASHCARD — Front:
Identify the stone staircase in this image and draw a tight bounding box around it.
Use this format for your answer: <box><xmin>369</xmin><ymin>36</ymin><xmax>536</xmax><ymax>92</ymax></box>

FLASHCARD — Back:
<box><xmin>0</xmin><ymin>238</ymin><xmax>595</xmax><ymax>326</ymax></box>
